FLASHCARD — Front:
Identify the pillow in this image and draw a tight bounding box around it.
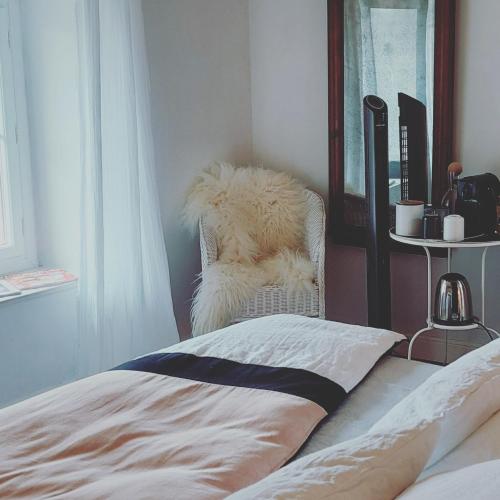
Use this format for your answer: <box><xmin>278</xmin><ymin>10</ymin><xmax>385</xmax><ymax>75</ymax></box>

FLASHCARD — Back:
<box><xmin>155</xmin><ymin>314</ymin><xmax>406</xmax><ymax>393</ymax></box>
<box><xmin>229</xmin><ymin>338</ymin><xmax>500</xmax><ymax>500</ymax></box>
<box><xmin>419</xmin><ymin>408</ymin><xmax>500</xmax><ymax>480</ymax></box>
<box><xmin>369</xmin><ymin>337</ymin><xmax>500</xmax><ymax>468</ymax></box>
<box><xmin>398</xmin><ymin>459</ymin><xmax>500</xmax><ymax>500</ymax></box>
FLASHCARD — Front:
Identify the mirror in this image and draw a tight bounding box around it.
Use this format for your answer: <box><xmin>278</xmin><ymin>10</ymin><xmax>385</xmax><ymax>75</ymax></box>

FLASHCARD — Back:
<box><xmin>328</xmin><ymin>0</ymin><xmax>456</xmax><ymax>245</ymax></box>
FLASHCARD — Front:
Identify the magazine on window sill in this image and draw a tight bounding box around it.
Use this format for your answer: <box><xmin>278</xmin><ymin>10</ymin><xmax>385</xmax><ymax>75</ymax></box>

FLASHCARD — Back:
<box><xmin>3</xmin><ymin>268</ymin><xmax>77</xmax><ymax>292</ymax></box>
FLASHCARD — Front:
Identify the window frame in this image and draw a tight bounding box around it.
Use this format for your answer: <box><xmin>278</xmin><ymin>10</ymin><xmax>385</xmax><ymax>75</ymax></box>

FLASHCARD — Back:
<box><xmin>0</xmin><ymin>0</ymin><xmax>37</xmax><ymax>275</ymax></box>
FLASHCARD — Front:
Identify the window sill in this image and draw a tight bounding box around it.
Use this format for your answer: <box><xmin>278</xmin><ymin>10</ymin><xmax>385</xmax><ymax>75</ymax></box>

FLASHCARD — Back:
<box><xmin>0</xmin><ymin>279</ymin><xmax>78</xmax><ymax>306</ymax></box>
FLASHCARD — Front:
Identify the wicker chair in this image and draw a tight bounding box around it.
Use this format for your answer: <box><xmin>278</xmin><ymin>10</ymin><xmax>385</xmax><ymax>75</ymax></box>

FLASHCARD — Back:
<box><xmin>199</xmin><ymin>189</ymin><xmax>326</xmax><ymax>323</ymax></box>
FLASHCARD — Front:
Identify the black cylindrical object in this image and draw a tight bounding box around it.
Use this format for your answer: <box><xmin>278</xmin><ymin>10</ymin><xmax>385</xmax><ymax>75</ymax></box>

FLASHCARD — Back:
<box><xmin>423</xmin><ymin>213</ymin><xmax>441</xmax><ymax>239</ymax></box>
<box><xmin>363</xmin><ymin>95</ymin><xmax>391</xmax><ymax>329</ymax></box>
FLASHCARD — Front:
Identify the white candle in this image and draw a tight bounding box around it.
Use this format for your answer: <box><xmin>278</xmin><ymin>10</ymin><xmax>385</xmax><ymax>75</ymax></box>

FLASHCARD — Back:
<box><xmin>443</xmin><ymin>214</ymin><xmax>465</xmax><ymax>242</ymax></box>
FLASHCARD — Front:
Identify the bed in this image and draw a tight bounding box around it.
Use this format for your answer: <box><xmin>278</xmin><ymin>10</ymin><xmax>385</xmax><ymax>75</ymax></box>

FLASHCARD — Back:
<box><xmin>2</xmin><ymin>314</ymin><xmax>497</xmax><ymax>499</ymax></box>
<box><xmin>0</xmin><ymin>315</ymin><xmax>404</xmax><ymax>498</ymax></box>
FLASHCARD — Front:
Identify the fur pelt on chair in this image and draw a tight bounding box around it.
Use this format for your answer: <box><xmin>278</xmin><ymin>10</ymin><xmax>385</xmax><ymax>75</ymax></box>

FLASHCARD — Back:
<box><xmin>184</xmin><ymin>163</ymin><xmax>315</xmax><ymax>335</ymax></box>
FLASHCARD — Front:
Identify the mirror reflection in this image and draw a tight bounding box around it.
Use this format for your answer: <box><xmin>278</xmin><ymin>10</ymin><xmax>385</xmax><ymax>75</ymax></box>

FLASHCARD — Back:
<box><xmin>344</xmin><ymin>0</ymin><xmax>435</xmax><ymax>226</ymax></box>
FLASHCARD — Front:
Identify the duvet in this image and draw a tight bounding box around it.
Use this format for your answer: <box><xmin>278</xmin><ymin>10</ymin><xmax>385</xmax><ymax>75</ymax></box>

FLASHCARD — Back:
<box><xmin>0</xmin><ymin>315</ymin><xmax>403</xmax><ymax>499</ymax></box>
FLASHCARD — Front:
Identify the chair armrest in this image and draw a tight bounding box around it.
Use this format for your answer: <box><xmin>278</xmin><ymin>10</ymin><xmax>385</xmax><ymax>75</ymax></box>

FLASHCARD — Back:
<box><xmin>305</xmin><ymin>190</ymin><xmax>326</xmax><ymax>318</ymax></box>
<box><xmin>304</xmin><ymin>190</ymin><xmax>326</xmax><ymax>270</ymax></box>
<box><xmin>199</xmin><ymin>218</ymin><xmax>218</xmax><ymax>271</ymax></box>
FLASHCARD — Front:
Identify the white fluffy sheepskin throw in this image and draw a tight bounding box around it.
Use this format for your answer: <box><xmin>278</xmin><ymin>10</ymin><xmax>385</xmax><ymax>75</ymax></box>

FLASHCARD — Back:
<box><xmin>184</xmin><ymin>163</ymin><xmax>315</xmax><ymax>335</ymax></box>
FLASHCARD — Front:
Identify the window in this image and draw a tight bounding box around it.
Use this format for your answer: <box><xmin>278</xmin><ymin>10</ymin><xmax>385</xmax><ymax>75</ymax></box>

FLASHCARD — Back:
<box><xmin>0</xmin><ymin>0</ymin><xmax>36</xmax><ymax>274</ymax></box>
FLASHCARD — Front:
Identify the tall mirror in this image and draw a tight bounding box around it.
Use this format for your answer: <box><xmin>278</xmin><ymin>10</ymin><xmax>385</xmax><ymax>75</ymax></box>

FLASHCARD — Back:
<box><xmin>328</xmin><ymin>0</ymin><xmax>455</xmax><ymax>246</ymax></box>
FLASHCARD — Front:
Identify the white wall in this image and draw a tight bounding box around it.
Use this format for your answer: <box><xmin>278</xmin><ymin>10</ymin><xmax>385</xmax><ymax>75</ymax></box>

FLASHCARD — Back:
<box><xmin>249</xmin><ymin>0</ymin><xmax>329</xmax><ymax>199</ymax></box>
<box><xmin>141</xmin><ymin>0</ymin><xmax>328</xmax><ymax>337</ymax></box>
<box><xmin>0</xmin><ymin>286</ymin><xmax>78</xmax><ymax>408</ymax></box>
<box><xmin>455</xmin><ymin>0</ymin><xmax>500</xmax><ymax>175</ymax></box>
<box><xmin>143</xmin><ymin>0</ymin><xmax>253</xmax><ymax>337</ymax></box>
<box><xmin>452</xmin><ymin>0</ymin><xmax>500</xmax><ymax>341</ymax></box>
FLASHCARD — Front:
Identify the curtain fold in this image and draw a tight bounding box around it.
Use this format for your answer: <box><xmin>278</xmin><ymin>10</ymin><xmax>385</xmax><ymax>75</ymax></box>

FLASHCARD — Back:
<box><xmin>344</xmin><ymin>0</ymin><xmax>376</xmax><ymax>196</ymax></box>
<box><xmin>77</xmin><ymin>0</ymin><xmax>178</xmax><ymax>376</ymax></box>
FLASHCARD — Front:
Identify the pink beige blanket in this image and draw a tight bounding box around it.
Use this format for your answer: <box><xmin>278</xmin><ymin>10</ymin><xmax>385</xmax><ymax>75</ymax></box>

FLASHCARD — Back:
<box><xmin>0</xmin><ymin>315</ymin><xmax>404</xmax><ymax>499</ymax></box>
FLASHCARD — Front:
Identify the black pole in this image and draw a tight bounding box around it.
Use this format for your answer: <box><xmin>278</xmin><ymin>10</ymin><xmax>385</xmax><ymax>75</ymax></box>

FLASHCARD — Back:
<box><xmin>363</xmin><ymin>95</ymin><xmax>391</xmax><ymax>329</ymax></box>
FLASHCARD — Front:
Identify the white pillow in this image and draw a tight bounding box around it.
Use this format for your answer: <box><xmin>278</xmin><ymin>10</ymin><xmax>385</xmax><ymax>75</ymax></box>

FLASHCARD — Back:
<box><xmin>369</xmin><ymin>337</ymin><xmax>500</xmax><ymax>468</ymax></box>
<box><xmin>229</xmin><ymin>339</ymin><xmax>500</xmax><ymax>500</ymax></box>
<box><xmin>157</xmin><ymin>314</ymin><xmax>406</xmax><ymax>392</ymax></box>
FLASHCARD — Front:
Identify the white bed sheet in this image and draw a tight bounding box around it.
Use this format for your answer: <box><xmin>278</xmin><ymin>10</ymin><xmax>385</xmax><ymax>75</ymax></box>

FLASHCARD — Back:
<box><xmin>297</xmin><ymin>355</ymin><xmax>441</xmax><ymax>458</ymax></box>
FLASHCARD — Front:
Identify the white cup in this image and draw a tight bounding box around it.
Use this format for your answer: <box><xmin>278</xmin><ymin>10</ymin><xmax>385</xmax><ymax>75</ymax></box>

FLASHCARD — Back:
<box><xmin>396</xmin><ymin>200</ymin><xmax>424</xmax><ymax>237</ymax></box>
<box><xmin>443</xmin><ymin>214</ymin><xmax>465</xmax><ymax>241</ymax></box>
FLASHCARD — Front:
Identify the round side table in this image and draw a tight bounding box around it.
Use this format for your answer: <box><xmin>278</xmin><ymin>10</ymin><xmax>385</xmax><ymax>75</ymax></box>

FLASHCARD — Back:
<box><xmin>389</xmin><ymin>229</ymin><xmax>500</xmax><ymax>361</ymax></box>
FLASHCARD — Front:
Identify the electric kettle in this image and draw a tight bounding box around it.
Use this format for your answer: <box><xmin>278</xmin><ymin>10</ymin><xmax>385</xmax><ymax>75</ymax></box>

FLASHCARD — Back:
<box><xmin>433</xmin><ymin>272</ymin><xmax>474</xmax><ymax>326</ymax></box>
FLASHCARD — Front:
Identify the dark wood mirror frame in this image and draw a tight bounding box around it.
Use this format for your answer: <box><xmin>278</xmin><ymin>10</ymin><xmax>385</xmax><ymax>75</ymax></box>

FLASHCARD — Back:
<box><xmin>328</xmin><ymin>0</ymin><xmax>456</xmax><ymax>249</ymax></box>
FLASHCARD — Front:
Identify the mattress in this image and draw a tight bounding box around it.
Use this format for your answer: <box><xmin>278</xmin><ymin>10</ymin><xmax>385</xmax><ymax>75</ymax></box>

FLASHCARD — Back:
<box><xmin>297</xmin><ymin>355</ymin><xmax>441</xmax><ymax>458</ymax></box>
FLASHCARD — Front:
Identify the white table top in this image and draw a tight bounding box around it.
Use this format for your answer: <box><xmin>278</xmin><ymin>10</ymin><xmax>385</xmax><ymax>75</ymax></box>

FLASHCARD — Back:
<box><xmin>389</xmin><ymin>228</ymin><xmax>500</xmax><ymax>249</ymax></box>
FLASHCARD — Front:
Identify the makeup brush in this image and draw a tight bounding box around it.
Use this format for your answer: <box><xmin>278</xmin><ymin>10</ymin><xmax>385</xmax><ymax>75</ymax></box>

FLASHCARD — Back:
<box><xmin>441</xmin><ymin>162</ymin><xmax>463</xmax><ymax>211</ymax></box>
<box><xmin>447</xmin><ymin>162</ymin><xmax>463</xmax><ymax>178</ymax></box>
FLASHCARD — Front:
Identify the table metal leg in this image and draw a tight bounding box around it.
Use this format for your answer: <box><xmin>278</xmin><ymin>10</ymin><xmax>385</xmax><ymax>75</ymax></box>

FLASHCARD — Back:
<box><xmin>408</xmin><ymin>247</ymin><xmax>433</xmax><ymax>361</ymax></box>
<box><xmin>481</xmin><ymin>247</ymin><xmax>488</xmax><ymax>324</ymax></box>
<box><xmin>424</xmin><ymin>246</ymin><xmax>432</xmax><ymax>325</ymax></box>
<box><xmin>408</xmin><ymin>326</ymin><xmax>433</xmax><ymax>360</ymax></box>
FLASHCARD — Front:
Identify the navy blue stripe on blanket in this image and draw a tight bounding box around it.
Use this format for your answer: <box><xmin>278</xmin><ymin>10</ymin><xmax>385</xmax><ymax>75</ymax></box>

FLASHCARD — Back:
<box><xmin>112</xmin><ymin>352</ymin><xmax>347</xmax><ymax>414</ymax></box>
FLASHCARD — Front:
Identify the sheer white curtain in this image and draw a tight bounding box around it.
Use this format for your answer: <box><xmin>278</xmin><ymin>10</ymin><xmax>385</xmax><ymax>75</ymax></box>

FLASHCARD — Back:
<box><xmin>344</xmin><ymin>0</ymin><xmax>376</xmax><ymax>196</ymax></box>
<box><xmin>77</xmin><ymin>0</ymin><xmax>178</xmax><ymax>376</ymax></box>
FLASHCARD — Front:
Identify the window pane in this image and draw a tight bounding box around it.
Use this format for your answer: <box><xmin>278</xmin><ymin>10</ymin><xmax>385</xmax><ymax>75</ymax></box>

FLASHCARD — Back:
<box><xmin>0</xmin><ymin>35</ymin><xmax>12</xmax><ymax>249</ymax></box>
<box><xmin>0</xmin><ymin>56</ymin><xmax>5</xmax><ymax>137</ymax></box>
<box><xmin>0</xmin><ymin>138</ymin><xmax>8</xmax><ymax>247</ymax></box>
